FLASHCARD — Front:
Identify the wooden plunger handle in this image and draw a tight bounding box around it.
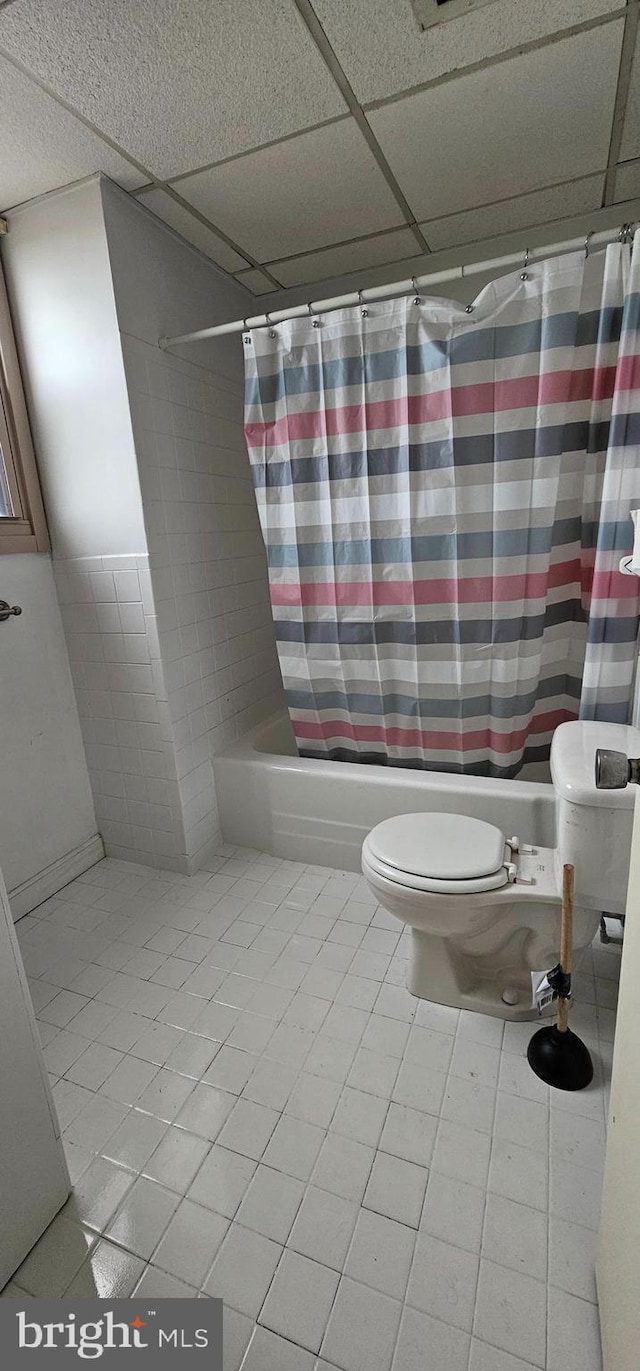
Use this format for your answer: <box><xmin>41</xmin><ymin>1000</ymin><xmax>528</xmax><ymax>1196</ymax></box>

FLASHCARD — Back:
<box><xmin>557</xmin><ymin>863</ymin><xmax>574</xmax><ymax>1034</ymax></box>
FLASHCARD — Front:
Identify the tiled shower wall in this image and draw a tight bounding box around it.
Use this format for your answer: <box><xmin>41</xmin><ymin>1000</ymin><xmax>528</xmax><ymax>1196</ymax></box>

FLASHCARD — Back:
<box><xmin>53</xmin><ymin>553</ymin><xmax>188</xmax><ymax>870</ymax></box>
<box><xmin>119</xmin><ymin>333</ymin><xmax>283</xmax><ymax>869</ymax></box>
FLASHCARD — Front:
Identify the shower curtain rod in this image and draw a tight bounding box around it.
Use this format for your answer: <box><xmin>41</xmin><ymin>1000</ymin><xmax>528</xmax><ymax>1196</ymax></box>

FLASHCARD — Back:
<box><xmin>158</xmin><ymin>222</ymin><xmax>637</xmax><ymax>350</ymax></box>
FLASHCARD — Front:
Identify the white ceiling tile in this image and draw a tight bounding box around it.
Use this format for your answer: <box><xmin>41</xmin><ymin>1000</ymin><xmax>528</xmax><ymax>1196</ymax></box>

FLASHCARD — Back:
<box><xmin>0</xmin><ymin>0</ymin><xmax>345</xmax><ymax>179</ymax></box>
<box><xmin>368</xmin><ymin>24</ymin><xmax>623</xmax><ymax>222</ymax></box>
<box><xmin>0</xmin><ymin>53</ymin><xmax>144</xmax><ymax>211</ymax></box>
<box><xmin>134</xmin><ymin>188</ymin><xmax>250</xmax><ymax>272</ymax></box>
<box><xmin>614</xmin><ymin>160</ymin><xmax>640</xmax><ymax>203</ymax></box>
<box><xmin>233</xmin><ymin>269</ymin><xmax>276</xmax><ymax>296</ymax></box>
<box><xmin>619</xmin><ymin>31</ymin><xmax>640</xmax><ymax>162</ymax></box>
<box><xmin>420</xmin><ymin>175</ymin><xmax>605</xmax><ymax>251</ymax></box>
<box><xmin>174</xmin><ymin>119</ymin><xmax>406</xmax><ymax>263</ymax></box>
<box><xmin>270</xmin><ymin>227</ymin><xmax>419</xmax><ymax>287</ymax></box>
<box><xmin>312</xmin><ymin>0</ymin><xmax>623</xmax><ymax>103</ymax></box>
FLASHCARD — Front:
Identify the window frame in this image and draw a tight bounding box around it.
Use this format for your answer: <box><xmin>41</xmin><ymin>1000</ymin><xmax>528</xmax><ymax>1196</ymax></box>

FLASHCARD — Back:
<box><xmin>0</xmin><ymin>256</ymin><xmax>49</xmax><ymax>553</ymax></box>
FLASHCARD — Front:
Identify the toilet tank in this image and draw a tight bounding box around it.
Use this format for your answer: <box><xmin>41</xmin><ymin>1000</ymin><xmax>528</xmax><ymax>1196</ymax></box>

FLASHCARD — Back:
<box><xmin>551</xmin><ymin>721</ymin><xmax>640</xmax><ymax>915</ymax></box>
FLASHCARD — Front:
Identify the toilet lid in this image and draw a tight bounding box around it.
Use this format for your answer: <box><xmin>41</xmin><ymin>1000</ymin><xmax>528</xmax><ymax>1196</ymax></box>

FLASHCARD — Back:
<box><xmin>367</xmin><ymin>812</ymin><xmax>507</xmax><ymax>881</ymax></box>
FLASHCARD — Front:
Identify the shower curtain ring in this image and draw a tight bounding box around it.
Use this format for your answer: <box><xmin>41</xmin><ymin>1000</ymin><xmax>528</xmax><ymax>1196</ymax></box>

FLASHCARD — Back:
<box><xmin>520</xmin><ymin>247</ymin><xmax>530</xmax><ymax>281</ymax></box>
<box><xmin>619</xmin><ymin>222</ymin><xmax>631</xmax><ymax>244</ymax></box>
<box><xmin>265</xmin><ymin>311</ymin><xmax>277</xmax><ymax>339</ymax></box>
<box><xmin>308</xmin><ymin>301</ymin><xmax>321</xmax><ymax>328</ymax></box>
<box><xmin>411</xmin><ymin>277</ymin><xmax>421</xmax><ymax>304</ymax></box>
<box><xmin>358</xmin><ymin>288</ymin><xmax>369</xmax><ymax>318</ymax></box>
<box><xmin>584</xmin><ymin>231</ymin><xmax>594</xmax><ymax>259</ymax></box>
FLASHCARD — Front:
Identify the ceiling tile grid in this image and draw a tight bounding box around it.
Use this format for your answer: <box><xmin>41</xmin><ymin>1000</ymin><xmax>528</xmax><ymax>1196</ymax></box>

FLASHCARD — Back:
<box><xmin>173</xmin><ymin>118</ymin><xmax>406</xmax><ymax>262</ymax></box>
<box><xmin>134</xmin><ymin>187</ymin><xmax>250</xmax><ymax>273</ymax></box>
<box><xmin>0</xmin><ymin>51</ymin><xmax>145</xmax><ymax>210</ymax></box>
<box><xmin>310</xmin><ymin>0</ymin><xmax>624</xmax><ymax>105</ymax></box>
<box><xmin>619</xmin><ymin>27</ymin><xmax>640</xmax><ymax>162</ymax></box>
<box><xmin>267</xmin><ymin>226</ymin><xmax>420</xmax><ymax>287</ymax></box>
<box><xmin>234</xmin><ymin>268</ymin><xmax>276</xmax><ymax>296</ymax></box>
<box><xmin>614</xmin><ymin>159</ymin><xmax>640</xmax><ymax>202</ymax></box>
<box><xmin>419</xmin><ymin>174</ymin><xmax>606</xmax><ymax>251</ymax></box>
<box><xmin>0</xmin><ymin>0</ymin><xmax>638</xmax><ymax>297</ymax></box>
<box><xmin>0</xmin><ymin>0</ymin><xmax>345</xmax><ymax>178</ymax></box>
<box><xmin>367</xmin><ymin>23</ymin><xmax>625</xmax><ymax>223</ymax></box>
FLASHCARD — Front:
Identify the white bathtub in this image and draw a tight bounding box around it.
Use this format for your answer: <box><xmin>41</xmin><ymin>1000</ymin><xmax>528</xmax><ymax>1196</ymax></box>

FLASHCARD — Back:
<box><xmin>213</xmin><ymin>711</ymin><xmax>557</xmax><ymax>871</ymax></box>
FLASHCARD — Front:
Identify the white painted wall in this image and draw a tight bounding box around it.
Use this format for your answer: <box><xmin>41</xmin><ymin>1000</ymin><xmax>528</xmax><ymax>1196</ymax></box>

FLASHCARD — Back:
<box><xmin>99</xmin><ymin>177</ymin><xmax>252</xmax><ymax>381</ymax></box>
<box><xmin>0</xmin><ymin>855</ymin><xmax>69</xmax><ymax>1285</ymax></box>
<box><xmin>2</xmin><ymin>178</ymin><xmax>145</xmax><ymax>559</ymax></box>
<box><xmin>598</xmin><ymin>792</ymin><xmax>640</xmax><ymax>1371</ymax></box>
<box><xmin>0</xmin><ymin>554</ymin><xmax>98</xmax><ymax>908</ymax></box>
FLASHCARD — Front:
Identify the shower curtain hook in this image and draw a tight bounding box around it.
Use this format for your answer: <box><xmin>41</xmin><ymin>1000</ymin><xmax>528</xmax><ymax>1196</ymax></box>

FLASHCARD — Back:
<box><xmin>308</xmin><ymin>301</ymin><xmax>322</xmax><ymax>328</ymax></box>
<box><xmin>520</xmin><ymin>247</ymin><xmax>530</xmax><ymax>281</ymax></box>
<box><xmin>358</xmin><ymin>288</ymin><xmax>369</xmax><ymax>318</ymax></box>
<box><xmin>584</xmin><ymin>231</ymin><xmax>593</xmax><ymax>259</ymax></box>
<box><xmin>619</xmin><ymin>222</ymin><xmax>631</xmax><ymax>244</ymax></box>
<box><xmin>264</xmin><ymin>311</ymin><xmax>278</xmax><ymax>338</ymax></box>
<box><xmin>411</xmin><ymin>276</ymin><xmax>421</xmax><ymax>304</ymax></box>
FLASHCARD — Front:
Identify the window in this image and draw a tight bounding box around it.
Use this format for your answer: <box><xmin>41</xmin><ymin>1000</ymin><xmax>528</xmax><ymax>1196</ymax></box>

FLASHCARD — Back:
<box><xmin>0</xmin><ymin>258</ymin><xmax>49</xmax><ymax>552</ymax></box>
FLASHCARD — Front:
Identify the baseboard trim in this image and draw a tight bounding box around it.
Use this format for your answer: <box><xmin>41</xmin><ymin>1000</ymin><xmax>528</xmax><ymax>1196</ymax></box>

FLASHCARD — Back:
<box><xmin>9</xmin><ymin>833</ymin><xmax>105</xmax><ymax>921</ymax></box>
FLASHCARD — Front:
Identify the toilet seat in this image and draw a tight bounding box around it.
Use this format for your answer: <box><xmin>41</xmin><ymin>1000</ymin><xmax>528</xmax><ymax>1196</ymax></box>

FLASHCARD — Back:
<box><xmin>362</xmin><ymin>812</ymin><xmax>514</xmax><ymax>895</ymax></box>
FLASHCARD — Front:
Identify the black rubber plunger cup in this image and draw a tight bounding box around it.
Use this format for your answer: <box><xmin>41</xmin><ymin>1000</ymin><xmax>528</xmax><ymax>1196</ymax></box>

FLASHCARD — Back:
<box><xmin>527</xmin><ymin>863</ymin><xmax>594</xmax><ymax>1091</ymax></box>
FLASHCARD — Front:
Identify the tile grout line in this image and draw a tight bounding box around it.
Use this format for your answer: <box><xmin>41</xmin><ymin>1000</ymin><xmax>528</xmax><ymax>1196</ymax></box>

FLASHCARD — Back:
<box><xmin>16</xmin><ymin>846</ymin><xmax>612</xmax><ymax>1368</ymax></box>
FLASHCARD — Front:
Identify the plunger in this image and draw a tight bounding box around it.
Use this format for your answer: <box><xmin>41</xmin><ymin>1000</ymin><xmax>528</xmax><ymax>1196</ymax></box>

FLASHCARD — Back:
<box><xmin>527</xmin><ymin>863</ymin><xmax>594</xmax><ymax>1091</ymax></box>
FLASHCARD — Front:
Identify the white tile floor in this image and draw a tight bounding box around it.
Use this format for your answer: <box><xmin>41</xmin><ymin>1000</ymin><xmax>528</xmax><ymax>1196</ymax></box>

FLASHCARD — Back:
<box><xmin>3</xmin><ymin>846</ymin><xmax>619</xmax><ymax>1371</ymax></box>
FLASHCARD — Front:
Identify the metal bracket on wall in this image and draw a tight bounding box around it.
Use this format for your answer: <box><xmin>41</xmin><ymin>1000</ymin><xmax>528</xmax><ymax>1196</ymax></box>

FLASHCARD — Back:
<box><xmin>0</xmin><ymin>219</ymin><xmax>7</xmax><ymax>236</ymax></box>
<box><xmin>0</xmin><ymin>601</ymin><xmax>21</xmax><ymax>621</ymax></box>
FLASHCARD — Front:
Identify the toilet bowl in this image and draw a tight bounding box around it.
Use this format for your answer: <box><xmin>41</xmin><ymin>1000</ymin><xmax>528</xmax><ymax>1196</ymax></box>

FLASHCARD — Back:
<box><xmin>361</xmin><ymin>720</ymin><xmax>640</xmax><ymax>1020</ymax></box>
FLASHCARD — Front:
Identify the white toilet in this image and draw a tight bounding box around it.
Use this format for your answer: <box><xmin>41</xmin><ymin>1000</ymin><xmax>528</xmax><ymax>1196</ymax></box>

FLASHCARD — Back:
<box><xmin>362</xmin><ymin>720</ymin><xmax>640</xmax><ymax>1019</ymax></box>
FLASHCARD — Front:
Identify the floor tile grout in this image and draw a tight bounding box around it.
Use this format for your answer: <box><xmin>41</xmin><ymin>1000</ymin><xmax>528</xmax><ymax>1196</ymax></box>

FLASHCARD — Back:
<box><xmin>5</xmin><ymin>844</ymin><xmax>615</xmax><ymax>1370</ymax></box>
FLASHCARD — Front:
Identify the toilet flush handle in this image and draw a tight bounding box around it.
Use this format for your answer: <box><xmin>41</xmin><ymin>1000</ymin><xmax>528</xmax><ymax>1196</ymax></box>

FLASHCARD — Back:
<box><xmin>595</xmin><ymin>748</ymin><xmax>640</xmax><ymax>789</ymax></box>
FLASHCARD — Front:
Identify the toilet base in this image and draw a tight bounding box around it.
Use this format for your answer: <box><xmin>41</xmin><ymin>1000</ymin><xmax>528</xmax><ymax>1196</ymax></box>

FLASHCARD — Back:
<box><xmin>408</xmin><ymin>926</ymin><xmax>563</xmax><ymax>1021</ymax></box>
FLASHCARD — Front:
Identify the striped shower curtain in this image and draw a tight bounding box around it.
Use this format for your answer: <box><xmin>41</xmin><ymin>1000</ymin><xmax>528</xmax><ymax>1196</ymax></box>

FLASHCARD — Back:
<box><xmin>244</xmin><ymin>238</ymin><xmax>640</xmax><ymax>778</ymax></box>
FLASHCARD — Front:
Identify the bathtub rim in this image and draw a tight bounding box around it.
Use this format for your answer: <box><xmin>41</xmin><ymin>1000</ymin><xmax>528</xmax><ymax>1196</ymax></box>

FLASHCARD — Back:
<box><xmin>216</xmin><ymin>708</ymin><xmax>555</xmax><ymax>806</ymax></box>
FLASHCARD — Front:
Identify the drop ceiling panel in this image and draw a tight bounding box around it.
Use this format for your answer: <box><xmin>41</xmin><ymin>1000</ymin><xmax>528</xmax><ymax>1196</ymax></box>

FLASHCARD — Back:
<box><xmin>234</xmin><ymin>268</ymin><xmax>275</xmax><ymax>296</ymax></box>
<box><xmin>174</xmin><ymin>119</ymin><xmax>406</xmax><ymax>263</ymax></box>
<box><xmin>0</xmin><ymin>0</ymin><xmax>346</xmax><ymax>179</ymax></box>
<box><xmin>270</xmin><ymin>227</ymin><xmax>419</xmax><ymax>287</ymax></box>
<box><xmin>619</xmin><ymin>31</ymin><xmax>640</xmax><ymax>162</ymax></box>
<box><xmin>421</xmin><ymin>175</ymin><xmax>605</xmax><ymax>250</ymax></box>
<box><xmin>614</xmin><ymin>160</ymin><xmax>640</xmax><ymax>203</ymax></box>
<box><xmin>134</xmin><ymin>188</ymin><xmax>250</xmax><ymax>272</ymax></box>
<box><xmin>312</xmin><ymin>0</ymin><xmax>623</xmax><ymax>104</ymax></box>
<box><xmin>368</xmin><ymin>23</ymin><xmax>623</xmax><ymax>222</ymax></box>
<box><xmin>0</xmin><ymin>53</ymin><xmax>144</xmax><ymax>211</ymax></box>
